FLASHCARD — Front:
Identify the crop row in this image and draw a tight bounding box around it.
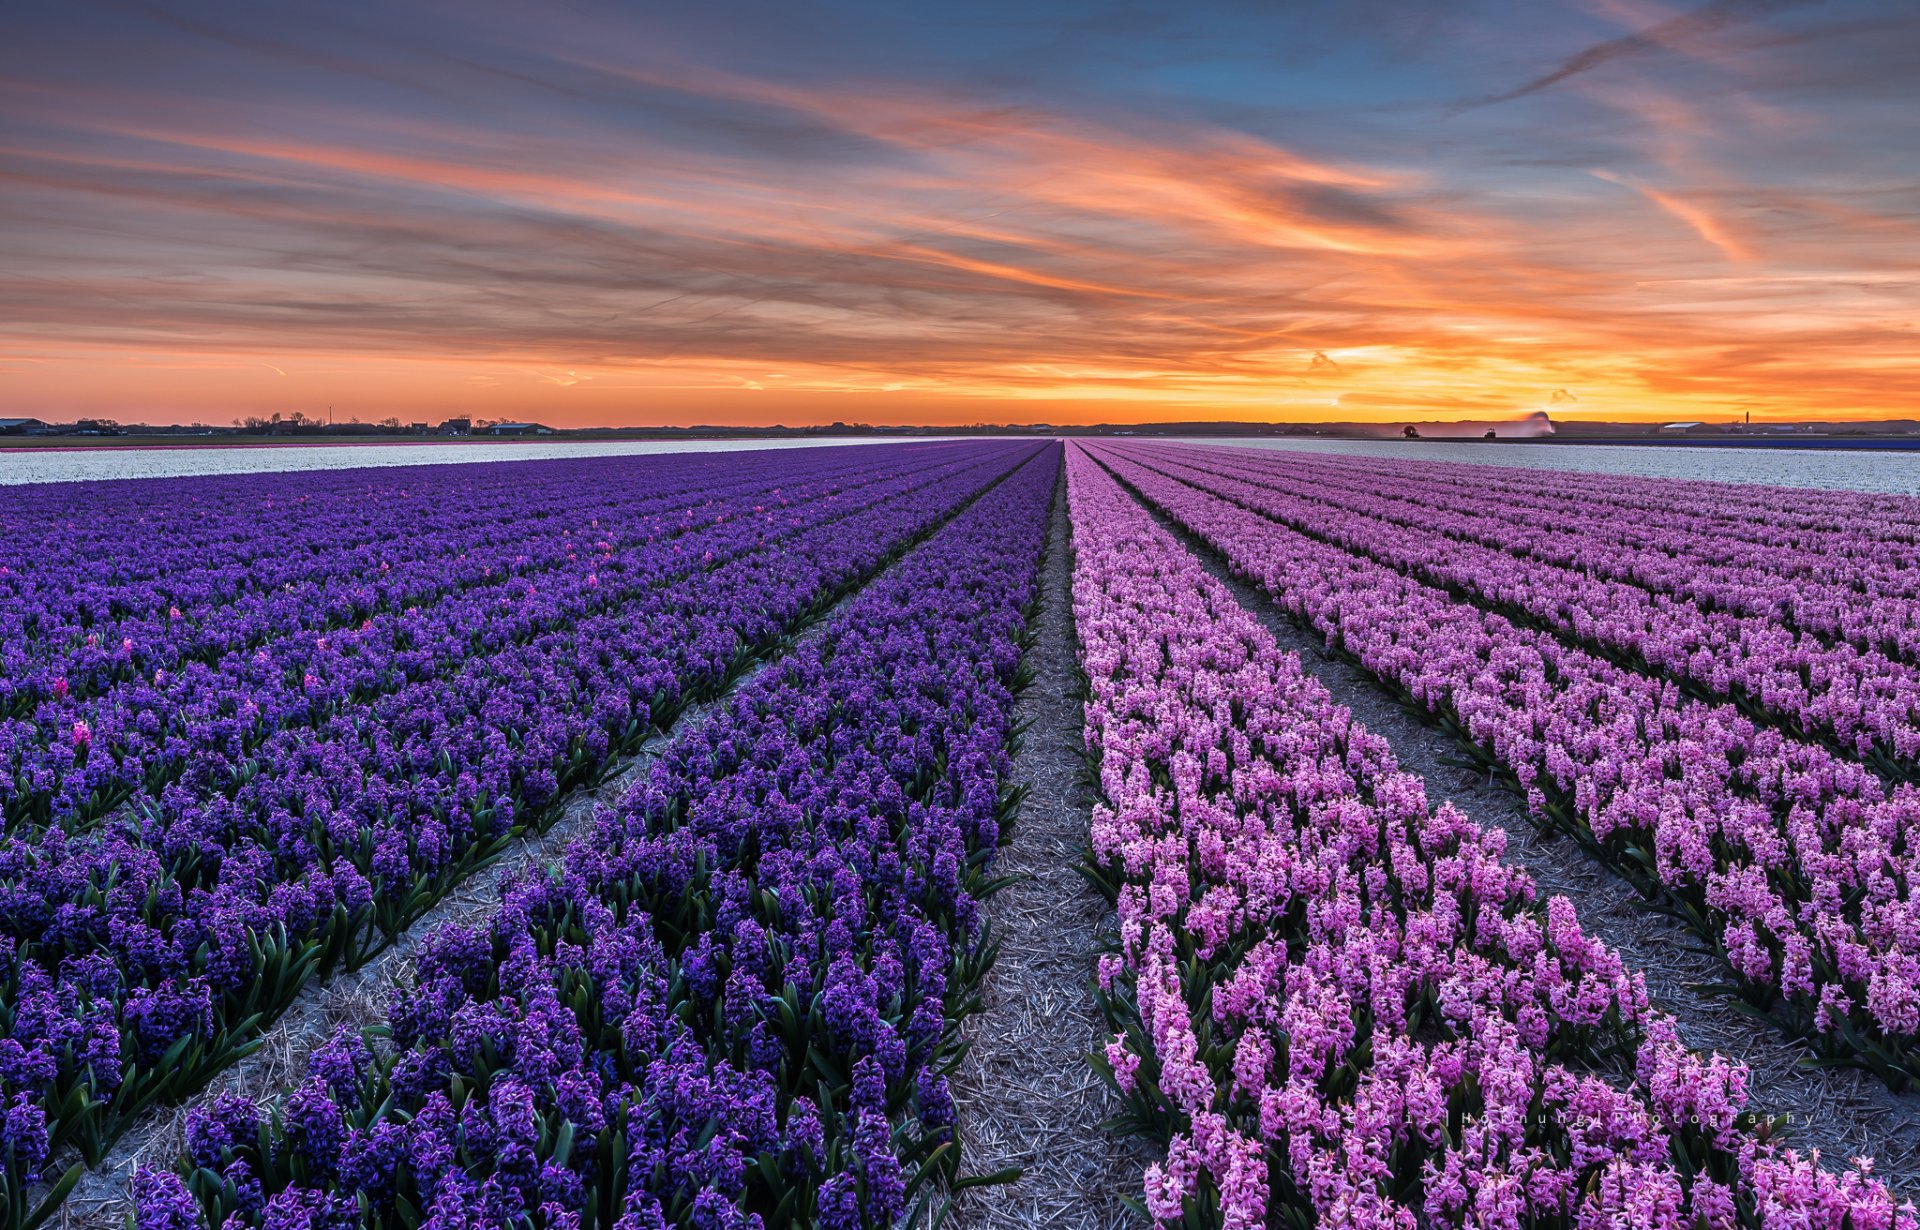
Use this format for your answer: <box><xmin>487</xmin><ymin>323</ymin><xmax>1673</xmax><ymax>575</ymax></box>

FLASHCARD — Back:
<box><xmin>131</xmin><ymin>443</ymin><xmax>1060</xmax><ymax>1230</ymax></box>
<box><xmin>1</xmin><ymin>444</ymin><xmax>982</xmax><ymax>828</ymax></box>
<box><xmin>1169</xmin><ymin>440</ymin><xmax>1920</xmax><ymax>696</ymax></box>
<box><xmin>1087</xmin><ymin>443</ymin><xmax>1920</xmax><ymax>1089</ymax></box>
<box><xmin>1297</xmin><ymin>446</ymin><xmax>1920</xmax><ymax>557</ymax></box>
<box><xmin>4</xmin><ymin>459</ymin><xmax>706</xmax><ymax>664</ymax></box>
<box><xmin>1268</xmin><ymin>449</ymin><xmax>1920</xmax><ymax>657</ymax></box>
<box><xmin>1110</xmin><ymin>443</ymin><xmax>1920</xmax><ymax>777</ymax></box>
<box><xmin>0</xmin><ymin>450</ymin><xmax>879</xmax><ymax>705</ymax></box>
<box><xmin>1064</xmin><ymin>444</ymin><xmax>1910</xmax><ymax>1230</ymax></box>
<box><xmin>0</xmin><ymin>441</ymin><xmax>1041</xmax><ymax>1228</ymax></box>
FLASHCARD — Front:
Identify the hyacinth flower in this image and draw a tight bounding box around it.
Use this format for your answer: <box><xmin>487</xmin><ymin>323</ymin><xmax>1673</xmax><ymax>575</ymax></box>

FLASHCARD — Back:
<box><xmin>0</xmin><ymin>445</ymin><xmax>941</xmax><ymax>717</ymax></box>
<box><xmin>0</xmin><ymin>443</ymin><xmax>1010</xmax><ymax>835</ymax></box>
<box><xmin>1265</xmin><ymin>444</ymin><xmax>1920</xmax><ymax>628</ymax></box>
<box><xmin>1091</xmin><ymin>442</ymin><xmax>1920</xmax><ymax>1089</ymax></box>
<box><xmin>1141</xmin><ymin>440</ymin><xmax>1920</xmax><ymax>626</ymax></box>
<box><xmin>135</xmin><ymin>446</ymin><xmax>1058</xmax><ymax>1229</ymax></box>
<box><xmin>0</xmin><ymin>443</ymin><xmax>1043</xmax><ymax>1223</ymax></box>
<box><xmin>1111</xmin><ymin>441</ymin><xmax>1920</xmax><ymax>782</ymax></box>
<box><xmin>1063</xmin><ymin>445</ymin><xmax>1914</xmax><ymax>1230</ymax></box>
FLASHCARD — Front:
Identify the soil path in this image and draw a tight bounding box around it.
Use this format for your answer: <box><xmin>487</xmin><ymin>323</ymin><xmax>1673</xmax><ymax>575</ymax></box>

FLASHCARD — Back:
<box><xmin>948</xmin><ymin>474</ymin><xmax>1146</xmax><ymax>1230</ymax></box>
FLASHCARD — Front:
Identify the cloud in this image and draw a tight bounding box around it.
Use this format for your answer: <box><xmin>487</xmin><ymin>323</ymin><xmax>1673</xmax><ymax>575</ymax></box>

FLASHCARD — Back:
<box><xmin>1591</xmin><ymin>168</ymin><xmax>1754</xmax><ymax>260</ymax></box>
<box><xmin>0</xmin><ymin>0</ymin><xmax>1915</xmax><ymax>425</ymax></box>
<box><xmin>1456</xmin><ymin>0</ymin><xmax>1824</xmax><ymax>111</ymax></box>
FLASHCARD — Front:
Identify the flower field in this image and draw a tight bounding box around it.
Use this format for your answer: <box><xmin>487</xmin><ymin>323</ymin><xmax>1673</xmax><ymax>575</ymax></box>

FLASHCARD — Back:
<box><xmin>1088</xmin><ymin>442</ymin><xmax>1920</xmax><ymax>1086</ymax></box>
<box><xmin>1068</xmin><ymin>446</ymin><xmax>1912</xmax><ymax>1228</ymax></box>
<box><xmin>0</xmin><ymin>436</ymin><xmax>1913</xmax><ymax>1228</ymax></box>
<box><xmin>2</xmin><ymin>440</ymin><xmax>1044</xmax><ymax>1226</ymax></box>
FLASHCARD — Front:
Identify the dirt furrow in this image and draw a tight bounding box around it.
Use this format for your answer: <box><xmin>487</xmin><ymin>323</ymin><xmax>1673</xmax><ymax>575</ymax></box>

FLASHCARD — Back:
<box><xmin>948</xmin><ymin>472</ymin><xmax>1146</xmax><ymax>1230</ymax></box>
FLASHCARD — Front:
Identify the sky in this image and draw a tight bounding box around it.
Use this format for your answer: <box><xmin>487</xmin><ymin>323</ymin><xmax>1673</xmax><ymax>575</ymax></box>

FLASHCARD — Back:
<box><xmin>2</xmin><ymin>0</ymin><xmax>1917</xmax><ymax>428</ymax></box>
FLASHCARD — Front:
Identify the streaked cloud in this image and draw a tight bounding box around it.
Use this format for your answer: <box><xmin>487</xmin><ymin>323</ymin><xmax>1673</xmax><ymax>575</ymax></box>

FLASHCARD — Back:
<box><xmin>1459</xmin><ymin>0</ymin><xmax>1824</xmax><ymax>111</ymax></box>
<box><xmin>1590</xmin><ymin>168</ymin><xmax>1756</xmax><ymax>260</ymax></box>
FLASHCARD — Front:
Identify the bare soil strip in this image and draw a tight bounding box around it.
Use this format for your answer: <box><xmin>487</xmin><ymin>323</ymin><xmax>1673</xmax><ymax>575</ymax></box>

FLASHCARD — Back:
<box><xmin>948</xmin><ymin>474</ymin><xmax>1146</xmax><ymax>1230</ymax></box>
<box><xmin>1117</xmin><ymin>469</ymin><xmax>1920</xmax><ymax>1203</ymax></box>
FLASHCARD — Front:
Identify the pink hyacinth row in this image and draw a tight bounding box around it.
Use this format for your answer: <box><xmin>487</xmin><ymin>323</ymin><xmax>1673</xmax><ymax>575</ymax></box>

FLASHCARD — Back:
<box><xmin>1255</xmin><ymin>445</ymin><xmax>1920</xmax><ymax>621</ymax></box>
<box><xmin>1064</xmin><ymin>443</ymin><xmax>1913</xmax><ymax>1230</ymax></box>
<box><xmin>1105</xmin><ymin>442</ymin><xmax>1920</xmax><ymax>775</ymax></box>
<box><xmin>1088</xmin><ymin>442</ymin><xmax>1920</xmax><ymax>1085</ymax></box>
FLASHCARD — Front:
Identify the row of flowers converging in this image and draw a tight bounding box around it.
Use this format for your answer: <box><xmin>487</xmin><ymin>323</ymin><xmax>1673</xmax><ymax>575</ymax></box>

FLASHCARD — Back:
<box><xmin>1330</xmin><ymin>449</ymin><xmax>1920</xmax><ymax>563</ymax></box>
<box><xmin>0</xmin><ymin>447</ymin><xmax>990</xmax><ymax>689</ymax></box>
<box><xmin>1</xmin><ymin>444</ymin><xmax>988</xmax><ymax>831</ymax></box>
<box><xmin>0</xmin><ymin>442</ymin><xmax>1043</xmax><ymax>1229</ymax></box>
<box><xmin>131</xmin><ymin>443</ymin><xmax>1060</xmax><ymax>1230</ymax></box>
<box><xmin>0</xmin><ymin>456</ymin><xmax>755</xmax><ymax>711</ymax></box>
<box><xmin>1292</xmin><ymin>443</ymin><xmax>1920</xmax><ymax>567</ymax></box>
<box><xmin>1275</xmin><ymin>448</ymin><xmax>1920</xmax><ymax>660</ymax></box>
<box><xmin>1111</xmin><ymin>443</ymin><xmax>1920</xmax><ymax>778</ymax></box>
<box><xmin>1064</xmin><ymin>443</ymin><xmax>1912</xmax><ymax>1230</ymax></box>
<box><xmin>1087</xmin><ymin>443</ymin><xmax>1920</xmax><ymax>1089</ymax></box>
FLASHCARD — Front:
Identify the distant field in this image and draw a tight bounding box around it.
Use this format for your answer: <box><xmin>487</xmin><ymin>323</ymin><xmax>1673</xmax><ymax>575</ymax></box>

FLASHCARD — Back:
<box><xmin>8</xmin><ymin>440</ymin><xmax>1920</xmax><ymax>1230</ymax></box>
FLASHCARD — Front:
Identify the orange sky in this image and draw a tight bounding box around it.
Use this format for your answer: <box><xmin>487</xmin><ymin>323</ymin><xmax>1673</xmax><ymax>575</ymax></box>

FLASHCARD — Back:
<box><xmin>2</xmin><ymin>1</ymin><xmax>1917</xmax><ymax>427</ymax></box>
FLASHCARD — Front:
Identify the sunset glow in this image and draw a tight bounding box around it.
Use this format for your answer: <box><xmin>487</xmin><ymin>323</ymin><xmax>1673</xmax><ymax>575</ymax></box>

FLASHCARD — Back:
<box><xmin>3</xmin><ymin>1</ymin><xmax>1917</xmax><ymax>426</ymax></box>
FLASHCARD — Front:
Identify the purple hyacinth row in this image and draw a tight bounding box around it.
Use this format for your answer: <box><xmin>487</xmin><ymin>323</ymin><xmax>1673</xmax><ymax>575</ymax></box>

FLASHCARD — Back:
<box><xmin>1064</xmin><ymin>444</ymin><xmax>1912</xmax><ymax>1230</ymax></box>
<box><xmin>0</xmin><ymin>444</ymin><xmax>986</xmax><ymax>830</ymax></box>
<box><xmin>0</xmin><ymin>441</ymin><xmax>1040</xmax><ymax>1226</ymax></box>
<box><xmin>0</xmin><ymin>452</ymin><xmax>826</xmax><ymax>704</ymax></box>
<box><xmin>1086</xmin><ymin>443</ymin><xmax>1920</xmax><ymax>1087</ymax></box>
<box><xmin>134</xmin><ymin>444</ymin><xmax>1058</xmax><ymax>1230</ymax></box>
<box><xmin>2</xmin><ymin>450</ymin><xmax>968</xmax><ymax>731</ymax></box>
<box><xmin>1109</xmin><ymin>442</ymin><xmax>1920</xmax><ymax>776</ymax></box>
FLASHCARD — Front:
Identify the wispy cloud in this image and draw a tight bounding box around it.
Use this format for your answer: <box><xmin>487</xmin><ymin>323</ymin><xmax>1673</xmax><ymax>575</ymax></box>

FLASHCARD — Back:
<box><xmin>1458</xmin><ymin>0</ymin><xmax>1824</xmax><ymax>111</ymax></box>
<box><xmin>1591</xmin><ymin>168</ymin><xmax>1755</xmax><ymax>259</ymax></box>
